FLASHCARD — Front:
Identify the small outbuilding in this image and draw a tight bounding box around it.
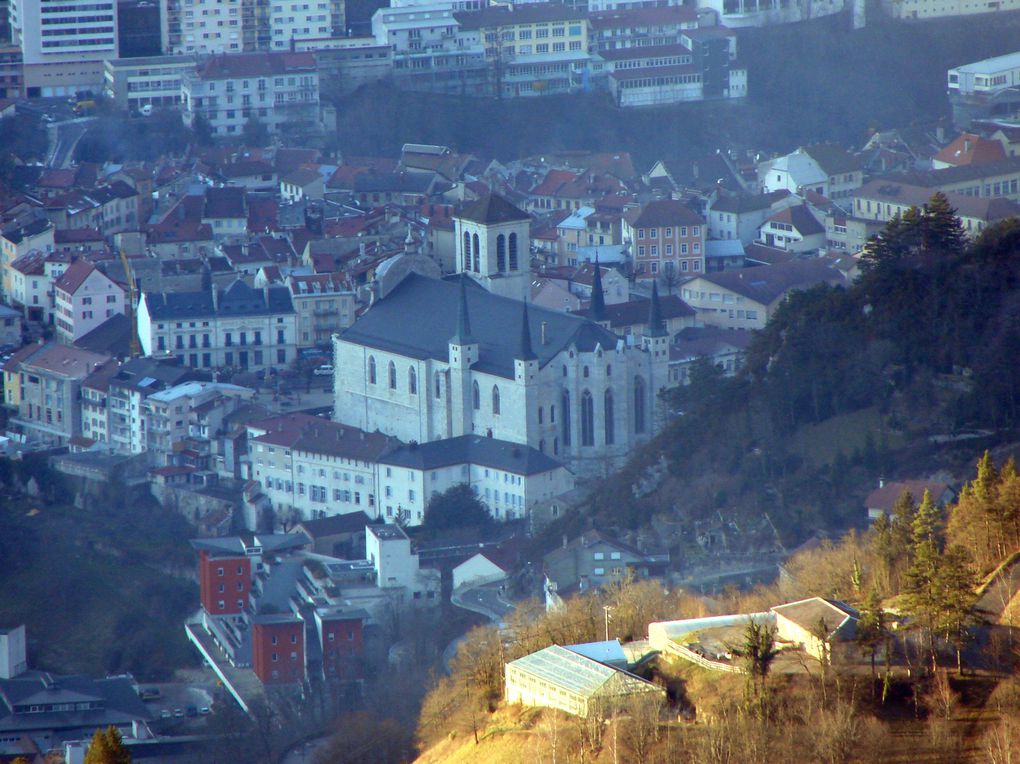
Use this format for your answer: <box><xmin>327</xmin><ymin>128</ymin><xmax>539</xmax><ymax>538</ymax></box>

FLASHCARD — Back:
<box><xmin>771</xmin><ymin>597</ymin><xmax>859</xmax><ymax>663</ymax></box>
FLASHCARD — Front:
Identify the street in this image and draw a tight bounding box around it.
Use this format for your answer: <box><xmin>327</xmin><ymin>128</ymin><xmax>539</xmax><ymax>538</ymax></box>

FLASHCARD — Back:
<box><xmin>451</xmin><ymin>580</ymin><xmax>515</xmax><ymax>623</ymax></box>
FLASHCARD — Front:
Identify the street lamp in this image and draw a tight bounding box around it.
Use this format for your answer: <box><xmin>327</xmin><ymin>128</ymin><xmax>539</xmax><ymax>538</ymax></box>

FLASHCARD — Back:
<box><xmin>603</xmin><ymin>605</ymin><xmax>612</xmax><ymax>642</ymax></box>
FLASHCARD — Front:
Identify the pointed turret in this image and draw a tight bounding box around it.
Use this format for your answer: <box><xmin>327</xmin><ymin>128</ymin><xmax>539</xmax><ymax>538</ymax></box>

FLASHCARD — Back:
<box><xmin>518</xmin><ymin>302</ymin><xmax>537</xmax><ymax>361</ymax></box>
<box><xmin>647</xmin><ymin>280</ymin><xmax>666</xmax><ymax>337</ymax></box>
<box><xmin>589</xmin><ymin>257</ymin><xmax>606</xmax><ymax>322</ymax></box>
<box><xmin>450</xmin><ymin>275</ymin><xmax>474</xmax><ymax>344</ymax></box>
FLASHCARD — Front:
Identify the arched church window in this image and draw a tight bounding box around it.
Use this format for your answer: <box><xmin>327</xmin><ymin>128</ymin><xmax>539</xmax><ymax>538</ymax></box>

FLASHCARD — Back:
<box><xmin>434</xmin><ymin>371</ymin><xmax>442</xmax><ymax>399</ymax></box>
<box><xmin>496</xmin><ymin>234</ymin><xmax>506</xmax><ymax>272</ymax></box>
<box><xmin>509</xmin><ymin>232</ymin><xmax>519</xmax><ymax>270</ymax></box>
<box><xmin>561</xmin><ymin>390</ymin><xmax>571</xmax><ymax>446</ymax></box>
<box><xmin>368</xmin><ymin>356</ymin><xmax>376</xmax><ymax>385</ymax></box>
<box><xmin>472</xmin><ymin>233</ymin><xmax>480</xmax><ymax>272</ymax></box>
<box><xmin>492</xmin><ymin>386</ymin><xmax>501</xmax><ymax>415</ymax></box>
<box><xmin>472</xmin><ymin>381</ymin><xmax>480</xmax><ymax>410</ymax></box>
<box><xmin>462</xmin><ymin>231</ymin><xmax>471</xmax><ymax>271</ymax></box>
<box><xmin>604</xmin><ymin>389</ymin><xmax>615</xmax><ymax>445</ymax></box>
<box><xmin>388</xmin><ymin>361</ymin><xmax>397</xmax><ymax>390</ymax></box>
<box><xmin>538</xmin><ymin>406</ymin><xmax>544</xmax><ymax>424</ymax></box>
<box><xmin>634</xmin><ymin>376</ymin><xmax>646</xmax><ymax>434</ymax></box>
<box><xmin>408</xmin><ymin>367</ymin><xmax>417</xmax><ymax>395</ymax></box>
<box><xmin>580</xmin><ymin>390</ymin><xmax>594</xmax><ymax>447</ymax></box>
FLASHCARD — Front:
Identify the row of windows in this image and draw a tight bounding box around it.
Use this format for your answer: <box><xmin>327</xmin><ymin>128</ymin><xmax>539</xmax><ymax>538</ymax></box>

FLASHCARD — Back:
<box><xmin>461</xmin><ymin>231</ymin><xmax>520</xmax><ymax>273</ymax></box>
<box><xmin>637</xmin><ymin>225</ymin><xmax>701</xmax><ymax>239</ymax></box>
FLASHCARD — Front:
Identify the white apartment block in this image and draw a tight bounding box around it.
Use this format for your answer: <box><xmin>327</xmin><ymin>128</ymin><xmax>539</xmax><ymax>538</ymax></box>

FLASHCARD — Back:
<box><xmin>270</xmin><ymin>0</ymin><xmax>333</xmax><ymax>50</ymax></box>
<box><xmin>103</xmin><ymin>55</ymin><xmax>198</xmax><ymax>111</ymax></box>
<box><xmin>885</xmin><ymin>0</ymin><xmax>1020</xmax><ymax>18</ymax></box>
<box><xmin>11</xmin><ymin>0</ymin><xmax>118</xmax><ymax>96</ymax></box>
<box><xmin>181</xmin><ymin>52</ymin><xmax>320</xmax><ymax>137</ymax></box>
<box><xmin>162</xmin><ymin>0</ymin><xmax>245</xmax><ymax>55</ymax></box>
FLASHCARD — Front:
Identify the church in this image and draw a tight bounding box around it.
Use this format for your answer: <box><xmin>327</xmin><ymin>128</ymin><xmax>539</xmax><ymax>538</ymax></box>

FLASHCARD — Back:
<box><xmin>332</xmin><ymin>194</ymin><xmax>672</xmax><ymax>478</ymax></box>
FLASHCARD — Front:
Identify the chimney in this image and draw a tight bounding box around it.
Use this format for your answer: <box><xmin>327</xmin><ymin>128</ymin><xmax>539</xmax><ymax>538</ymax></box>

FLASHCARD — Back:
<box><xmin>878</xmin><ymin>477</ymin><xmax>885</xmax><ymax>488</ymax></box>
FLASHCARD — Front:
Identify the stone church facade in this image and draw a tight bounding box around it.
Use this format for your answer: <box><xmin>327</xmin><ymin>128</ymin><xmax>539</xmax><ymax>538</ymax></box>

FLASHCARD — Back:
<box><xmin>332</xmin><ymin>194</ymin><xmax>672</xmax><ymax>478</ymax></box>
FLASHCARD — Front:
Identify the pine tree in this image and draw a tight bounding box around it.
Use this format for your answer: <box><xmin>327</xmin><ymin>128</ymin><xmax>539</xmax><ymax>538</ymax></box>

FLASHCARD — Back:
<box><xmin>856</xmin><ymin>590</ymin><xmax>885</xmax><ymax>681</ymax></box>
<box><xmin>904</xmin><ymin>491</ymin><xmax>944</xmax><ymax>670</ymax></box>
<box><xmin>922</xmin><ymin>192</ymin><xmax>967</xmax><ymax>257</ymax></box>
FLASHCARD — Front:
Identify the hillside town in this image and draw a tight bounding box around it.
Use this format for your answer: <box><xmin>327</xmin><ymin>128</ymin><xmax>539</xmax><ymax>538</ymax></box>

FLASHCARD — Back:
<box><xmin>2</xmin><ymin>0</ymin><xmax>1020</xmax><ymax>759</ymax></box>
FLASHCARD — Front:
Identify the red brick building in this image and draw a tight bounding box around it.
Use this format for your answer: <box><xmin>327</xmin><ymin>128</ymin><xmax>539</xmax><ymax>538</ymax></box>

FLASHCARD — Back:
<box><xmin>252</xmin><ymin>615</ymin><xmax>306</xmax><ymax>685</ymax></box>
<box><xmin>198</xmin><ymin>550</ymin><xmax>251</xmax><ymax>616</ymax></box>
<box><xmin>316</xmin><ymin>610</ymin><xmax>366</xmax><ymax>681</ymax></box>
<box><xmin>622</xmin><ymin>200</ymin><xmax>705</xmax><ymax>279</ymax></box>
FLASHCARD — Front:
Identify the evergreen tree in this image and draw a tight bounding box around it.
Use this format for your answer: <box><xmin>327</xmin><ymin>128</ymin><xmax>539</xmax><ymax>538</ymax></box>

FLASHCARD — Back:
<box><xmin>922</xmin><ymin>192</ymin><xmax>967</xmax><ymax>258</ymax></box>
<box><xmin>856</xmin><ymin>590</ymin><xmax>886</xmax><ymax>681</ymax></box>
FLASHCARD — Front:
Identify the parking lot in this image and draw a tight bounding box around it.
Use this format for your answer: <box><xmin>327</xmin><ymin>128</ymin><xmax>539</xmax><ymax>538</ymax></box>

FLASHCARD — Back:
<box><xmin>137</xmin><ymin>680</ymin><xmax>218</xmax><ymax>731</ymax></box>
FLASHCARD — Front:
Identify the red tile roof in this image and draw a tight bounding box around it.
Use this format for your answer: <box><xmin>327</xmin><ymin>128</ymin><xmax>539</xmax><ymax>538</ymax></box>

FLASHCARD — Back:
<box><xmin>934</xmin><ymin>132</ymin><xmax>1006</xmax><ymax>167</ymax></box>
<box><xmin>53</xmin><ymin>260</ymin><xmax>100</xmax><ymax>295</ymax></box>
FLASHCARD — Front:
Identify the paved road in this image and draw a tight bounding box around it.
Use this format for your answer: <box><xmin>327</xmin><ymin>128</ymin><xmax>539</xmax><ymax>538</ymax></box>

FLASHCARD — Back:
<box><xmin>451</xmin><ymin>581</ymin><xmax>514</xmax><ymax>623</ymax></box>
<box><xmin>49</xmin><ymin>121</ymin><xmax>90</xmax><ymax>168</ymax></box>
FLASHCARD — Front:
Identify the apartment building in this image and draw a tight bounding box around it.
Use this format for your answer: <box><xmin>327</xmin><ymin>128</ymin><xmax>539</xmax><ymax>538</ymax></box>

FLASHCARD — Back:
<box><xmin>454</xmin><ymin>3</ymin><xmax>590</xmax><ymax>98</ymax></box>
<box><xmin>103</xmin><ymin>55</ymin><xmax>197</xmax><ymax>111</ymax></box>
<box><xmin>285</xmin><ymin>273</ymin><xmax>356</xmax><ymax>347</ymax></box>
<box><xmin>0</xmin><ymin>45</ymin><xmax>22</xmax><ymax>99</ymax></box>
<box><xmin>137</xmin><ymin>279</ymin><xmax>297</xmax><ymax>371</ymax></box>
<box><xmin>53</xmin><ymin>261</ymin><xmax>126</xmax><ymax>344</ymax></box>
<box><xmin>6</xmin><ymin>343</ymin><xmax>112</xmax><ymax>445</ymax></box>
<box><xmin>270</xmin><ymin>0</ymin><xmax>343</xmax><ymax>50</ymax></box>
<box><xmin>11</xmin><ymin>0</ymin><xmax>118</xmax><ymax>96</ymax></box>
<box><xmin>622</xmin><ymin>199</ymin><xmax>705</xmax><ymax>278</ymax></box>
<box><xmin>162</xmin><ymin>0</ymin><xmax>246</xmax><ymax>55</ymax></box>
<box><xmin>181</xmin><ymin>51</ymin><xmax>320</xmax><ymax>137</ymax></box>
<box><xmin>371</xmin><ymin>4</ymin><xmax>489</xmax><ymax>95</ymax></box>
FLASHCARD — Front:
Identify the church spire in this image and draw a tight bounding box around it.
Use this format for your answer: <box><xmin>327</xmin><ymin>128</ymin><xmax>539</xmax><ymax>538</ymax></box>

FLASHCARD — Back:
<box><xmin>647</xmin><ymin>280</ymin><xmax>666</xmax><ymax>337</ymax></box>
<box><xmin>589</xmin><ymin>256</ymin><xmax>606</xmax><ymax>322</ymax></box>
<box><xmin>518</xmin><ymin>301</ymin><xmax>537</xmax><ymax>361</ymax></box>
<box><xmin>451</xmin><ymin>276</ymin><xmax>474</xmax><ymax>344</ymax></box>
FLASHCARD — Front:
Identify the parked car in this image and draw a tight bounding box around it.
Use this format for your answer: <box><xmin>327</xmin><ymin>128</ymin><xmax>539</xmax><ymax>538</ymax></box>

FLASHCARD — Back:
<box><xmin>199</xmin><ymin>706</ymin><xmax>211</xmax><ymax>715</ymax></box>
<box><xmin>160</xmin><ymin>709</ymin><xmax>172</xmax><ymax>719</ymax></box>
<box><xmin>173</xmin><ymin>708</ymin><xmax>184</xmax><ymax>718</ymax></box>
<box><xmin>313</xmin><ymin>364</ymin><xmax>334</xmax><ymax>376</ymax></box>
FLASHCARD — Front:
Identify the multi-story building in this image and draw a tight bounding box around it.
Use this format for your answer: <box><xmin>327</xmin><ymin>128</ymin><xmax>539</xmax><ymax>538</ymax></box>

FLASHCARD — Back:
<box><xmin>6</xmin><ymin>250</ymin><xmax>70</xmax><ymax>324</ymax></box>
<box><xmin>181</xmin><ymin>51</ymin><xmax>320</xmax><ymax>137</ymax></box>
<box><xmin>0</xmin><ymin>45</ymin><xmax>22</xmax><ymax>99</ymax></box>
<box><xmin>588</xmin><ymin>6</ymin><xmax>697</xmax><ymax>52</ymax></box>
<box><xmin>103</xmin><ymin>55</ymin><xmax>197</xmax><ymax>111</ymax></box>
<box><xmin>53</xmin><ymin>261</ymin><xmax>126</xmax><ymax>344</ymax></box>
<box><xmin>622</xmin><ymin>199</ymin><xmax>705</xmax><ymax>278</ymax></box>
<box><xmin>885</xmin><ymin>0</ymin><xmax>1020</xmax><ymax>19</ymax></box>
<box><xmin>162</xmin><ymin>0</ymin><xmax>245</xmax><ymax>55</ymax></box>
<box><xmin>137</xmin><ymin>279</ymin><xmax>297</xmax><ymax>371</ymax></box>
<box><xmin>144</xmin><ymin>380</ymin><xmax>254</xmax><ymax>458</ymax></box>
<box><xmin>252</xmin><ymin>615</ymin><xmax>306</xmax><ymax>685</ymax></box>
<box><xmin>269</xmin><ymin>0</ymin><xmax>337</xmax><ymax>50</ymax></box>
<box><xmin>371</xmin><ymin>4</ymin><xmax>489</xmax><ymax>95</ymax></box>
<box><xmin>103</xmin><ymin>357</ymin><xmax>201</xmax><ymax>455</ymax></box>
<box><xmin>11</xmin><ymin>0</ymin><xmax>118</xmax><ymax>97</ymax></box>
<box><xmin>6</xmin><ymin>343</ymin><xmax>112</xmax><ymax>445</ymax></box>
<box><xmin>454</xmin><ymin>3</ymin><xmax>590</xmax><ymax>98</ymax></box>
<box><xmin>378</xmin><ymin>434</ymin><xmax>574</xmax><ymax>524</ymax></box>
<box><xmin>1</xmin><ymin>214</ymin><xmax>55</xmax><ymax>285</ymax></box>
<box><xmin>286</xmin><ymin>273</ymin><xmax>356</xmax><ymax>348</ymax></box>
<box><xmin>758</xmin><ymin>144</ymin><xmax>864</xmax><ymax>201</ymax></box>
<box><xmin>305</xmin><ymin>38</ymin><xmax>393</xmax><ymax>96</ymax></box>
<box><xmin>247</xmin><ymin>413</ymin><xmax>393</xmax><ymax>523</ymax></box>
<box><xmin>696</xmin><ymin>0</ymin><xmax>845</xmax><ymax>28</ymax></box>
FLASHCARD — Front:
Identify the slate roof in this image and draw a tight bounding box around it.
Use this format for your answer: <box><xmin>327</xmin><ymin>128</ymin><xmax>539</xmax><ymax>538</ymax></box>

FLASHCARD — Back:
<box><xmin>853</xmin><ymin>179</ymin><xmax>1020</xmax><ymax>221</ymax></box>
<box><xmin>772</xmin><ymin>597</ymin><xmax>859</xmax><ymax>642</ymax></box>
<box><xmin>380</xmin><ymin>434</ymin><xmax>566</xmax><ymax>475</ymax></box>
<box><xmin>802</xmin><ymin>143</ymin><xmax>862</xmax><ymax>176</ymax></box>
<box><xmin>455</xmin><ymin>192</ymin><xmax>530</xmax><ymax>225</ymax></box>
<box><xmin>339</xmin><ymin>274</ymin><xmax>620</xmax><ymax>379</ymax></box>
<box><xmin>0</xmin><ymin>672</ymin><xmax>152</xmax><ymax>735</ymax></box>
<box><xmin>204</xmin><ymin>186</ymin><xmax>247</xmax><ymax>218</ymax></box>
<box><xmin>692</xmin><ymin>260</ymin><xmax>843</xmax><ymax>305</ymax></box>
<box><xmin>765</xmin><ymin>204</ymin><xmax>824</xmax><ymax>235</ymax></box>
<box><xmin>142</xmin><ymin>279</ymin><xmax>294</xmax><ymax>320</ymax></box>
<box><xmin>589</xmin><ymin>5</ymin><xmax>697</xmax><ymax>29</ymax></box>
<box><xmin>574</xmin><ymin>294</ymin><xmax>695</xmax><ymax>328</ymax></box>
<box><xmin>294</xmin><ymin>511</ymin><xmax>372</xmax><ymax>538</ymax></box>
<box><xmin>196</xmin><ymin>51</ymin><xmax>316</xmax><ymax>79</ymax></box>
<box><xmin>74</xmin><ymin>316</ymin><xmax>133</xmax><ymax>359</ymax></box>
<box><xmin>710</xmin><ymin>190</ymin><xmax>790</xmax><ymax>214</ymax></box>
<box><xmin>624</xmin><ymin>199</ymin><xmax>703</xmax><ymax>228</ymax></box>
<box><xmin>893</xmin><ymin>155</ymin><xmax>1020</xmax><ymax>187</ymax></box>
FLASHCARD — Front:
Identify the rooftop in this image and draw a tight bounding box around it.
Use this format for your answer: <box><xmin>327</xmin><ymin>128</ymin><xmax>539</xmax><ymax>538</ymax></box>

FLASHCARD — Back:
<box><xmin>380</xmin><ymin>434</ymin><xmax>566</xmax><ymax>475</ymax></box>
<box><xmin>507</xmin><ymin>644</ymin><xmax>658</xmax><ymax>699</ymax></box>
<box><xmin>690</xmin><ymin>260</ymin><xmax>843</xmax><ymax>305</ymax></box>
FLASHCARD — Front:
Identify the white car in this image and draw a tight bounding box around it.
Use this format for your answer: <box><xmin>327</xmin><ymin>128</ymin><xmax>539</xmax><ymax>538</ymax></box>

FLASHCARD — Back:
<box><xmin>313</xmin><ymin>364</ymin><xmax>334</xmax><ymax>376</ymax></box>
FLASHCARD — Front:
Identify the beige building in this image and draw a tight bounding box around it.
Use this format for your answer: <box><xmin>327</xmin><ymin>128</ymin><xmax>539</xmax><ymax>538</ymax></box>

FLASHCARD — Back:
<box><xmin>681</xmin><ymin>260</ymin><xmax>843</xmax><ymax>330</ymax></box>
<box><xmin>772</xmin><ymin>597</ymin><xmax>859</xmax><ymax>664</ymax></box>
